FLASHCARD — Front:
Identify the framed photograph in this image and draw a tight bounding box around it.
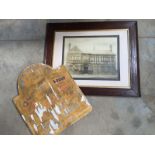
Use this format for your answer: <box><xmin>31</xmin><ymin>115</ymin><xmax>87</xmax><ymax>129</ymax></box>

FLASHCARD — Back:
<box><xmin>44</xmin><ymin>21</ymin><xmax>140</xmax><ymax>97</ymax></box>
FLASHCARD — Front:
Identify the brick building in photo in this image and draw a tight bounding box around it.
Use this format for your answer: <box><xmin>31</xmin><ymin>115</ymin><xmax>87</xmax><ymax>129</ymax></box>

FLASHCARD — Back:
<box><xmin>66</xmin><ymin>45</ymin><xmax>117</xmax><ymax>75</ymax></box>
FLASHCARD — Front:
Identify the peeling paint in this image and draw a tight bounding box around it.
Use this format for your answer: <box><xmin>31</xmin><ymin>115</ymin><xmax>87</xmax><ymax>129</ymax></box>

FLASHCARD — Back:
<box><xmin>47</xmin><ymin>80</ymin><xmax>59</xmax><ymax>99</ymax></box>
<box><xmin>54</xmin><ymin>105</ymin><xmax>61</xmax><ymax>115</ymax></box>
<box><xmin>33</xmin><ymin>124</ymin><xmax>38</xmax><ymax>132</ymax></box>
<box><xmin>64</xmin><ymin>108</ymin><xmax>68</xmax><ymax>114</ymax></box>
<box><xmin>49</xmin><ymin>125</ymin><xmax>54</xmax><ymax>134</ymax></box>
<box><xmin>13</xmin><ymin>64</ymin><xmax>92</xmax><ymax>135</ymax></box>
<box><xmin>50</xmin><ymin>120</ymin><xmax>58</xmax><ymax>130</ymax></box>
<box><xmin>35</xmin><ymin>105</ymin><xmax>47</xmax><ymax>122</ymax></box>
<box><xmin>46</xmin><ymin>94</ymin><xmax>52</xmax><ymax>105</ymax></box>
<box><xmin>30</xmin><ymin>114</ymin><xmax>35</xmax><ymax>121</ymax></box>
<box><xmin>51</xmin><ymin>109</ymin><xmax>59</xmax><ymax>121</ymax></box>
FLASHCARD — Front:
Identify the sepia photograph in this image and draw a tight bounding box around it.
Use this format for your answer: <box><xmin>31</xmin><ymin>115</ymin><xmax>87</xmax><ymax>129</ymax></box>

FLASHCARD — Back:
<box><xmin>62</xmin><ymin>36</ymin><xmax>120</xmax><ymax>80</ymax></box>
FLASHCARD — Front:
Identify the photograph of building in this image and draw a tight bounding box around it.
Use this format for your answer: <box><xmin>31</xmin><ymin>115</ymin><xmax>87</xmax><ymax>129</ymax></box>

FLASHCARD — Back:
<box><xmin>63</xmin><ymin>37</ymin><xmax>119</xmax><ymax>80</ymax></box>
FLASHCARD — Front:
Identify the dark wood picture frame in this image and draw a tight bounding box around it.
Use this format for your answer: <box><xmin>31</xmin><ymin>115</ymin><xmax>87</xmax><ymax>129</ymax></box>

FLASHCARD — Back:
<box><xmin>44</xmin><ymin>21</ymin><xmax>140</xmax><ymax>97</ymax></box>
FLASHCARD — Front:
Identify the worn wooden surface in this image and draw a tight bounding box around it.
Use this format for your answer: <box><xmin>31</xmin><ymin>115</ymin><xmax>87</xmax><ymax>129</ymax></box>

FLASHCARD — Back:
<box><xmin>13</xmin><ymin>64</ymin><xmax>92</xmax><ymax>135</ymax></box>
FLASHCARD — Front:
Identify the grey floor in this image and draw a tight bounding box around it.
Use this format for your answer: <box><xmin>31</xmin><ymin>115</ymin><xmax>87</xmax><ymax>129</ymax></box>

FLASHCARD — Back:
<box><xmin>0</xmin><ymin>19</ymin><xmax>155</xmax><ymax>135</ymax></box>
